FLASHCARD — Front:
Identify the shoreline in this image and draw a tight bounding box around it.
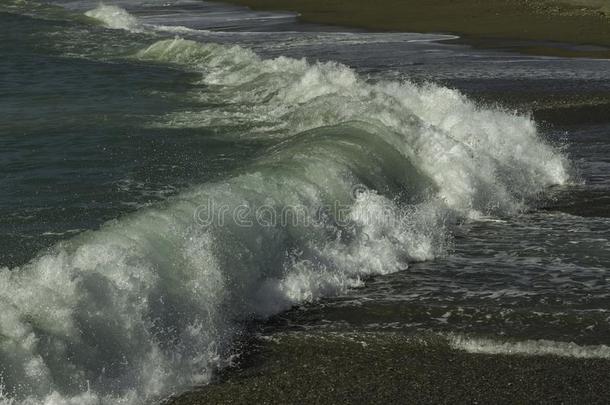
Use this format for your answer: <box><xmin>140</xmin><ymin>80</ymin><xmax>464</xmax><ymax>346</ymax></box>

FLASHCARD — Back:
<box><xmin>220</xmin><ymin>0</ymin><xmax>610</xmax><ymax>58</ymax></box>
<box><xmin>167</xmin><ymin>331</ymin><xmax>610</xmax><ymax>404</ymax></box>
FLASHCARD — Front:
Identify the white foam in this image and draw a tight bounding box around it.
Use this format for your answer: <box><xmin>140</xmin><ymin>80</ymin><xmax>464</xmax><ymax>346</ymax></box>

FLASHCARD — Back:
<box><xmin>450</xmin><ymin>335</ymin><xmax>610</xmax><ymax>359</ymax></box>
<box><xmin>85</xmin><ymin>4</ymin><xmax>145</xmax><ymax>33</ymax></box>
<box><xmin>84</xmin><ymin>4</ymin><xmax>207</xmax><ymax>35</ymax></box>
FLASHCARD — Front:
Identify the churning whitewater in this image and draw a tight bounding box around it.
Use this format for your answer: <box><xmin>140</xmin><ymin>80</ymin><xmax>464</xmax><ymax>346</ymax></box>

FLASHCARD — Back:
<box><xmin>0</xmin><ymin>5</ymin><xmax>570</xmax><ymax>405</ymax></box>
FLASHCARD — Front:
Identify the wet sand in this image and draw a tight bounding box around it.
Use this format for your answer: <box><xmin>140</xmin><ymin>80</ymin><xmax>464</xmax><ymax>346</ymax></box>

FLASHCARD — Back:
<box><xmin>166</xmin><ymin>332</ymin><xmax>610</xmax><ymax>404</ymax></box>
<box><xmin>222</xmin><ymin>0</ymin><xmax>610</xmax><ymax>58</ymax></box>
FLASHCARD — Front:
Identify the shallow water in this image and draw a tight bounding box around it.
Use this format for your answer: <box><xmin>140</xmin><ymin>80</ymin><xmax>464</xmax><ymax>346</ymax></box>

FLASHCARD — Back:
<box><xmin>0</xmin><ymin>0</ymin><xmax>609</xmax><ymax>403</ymax></box>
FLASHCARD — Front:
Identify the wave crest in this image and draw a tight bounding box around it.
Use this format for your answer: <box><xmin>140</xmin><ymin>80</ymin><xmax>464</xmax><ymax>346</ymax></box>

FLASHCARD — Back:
<box><xmin>138</xmin><ymin>37</ymin><xmax>569</xmax><ymax>215</ymax></box>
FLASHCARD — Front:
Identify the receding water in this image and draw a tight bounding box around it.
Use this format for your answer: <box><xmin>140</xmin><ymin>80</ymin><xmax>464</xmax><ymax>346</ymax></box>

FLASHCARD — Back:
<box><xmin>1</xmin><ymin>0</ymin><xmax>609</xmax><ymax>403</ymax></box>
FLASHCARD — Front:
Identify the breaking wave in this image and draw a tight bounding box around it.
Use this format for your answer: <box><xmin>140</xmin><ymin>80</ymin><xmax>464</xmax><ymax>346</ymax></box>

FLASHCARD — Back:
<box><xmin>85</xmin><ymin>4</ymin><xmax>145</xmax><ymax>33</ymax></box>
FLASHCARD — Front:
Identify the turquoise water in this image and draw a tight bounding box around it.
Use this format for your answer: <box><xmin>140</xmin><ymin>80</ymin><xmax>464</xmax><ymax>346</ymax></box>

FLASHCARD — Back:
<box><xmin>1</xmin><ymin>1</ymin><xmax>609</xmax><ymax>403</ymax></box>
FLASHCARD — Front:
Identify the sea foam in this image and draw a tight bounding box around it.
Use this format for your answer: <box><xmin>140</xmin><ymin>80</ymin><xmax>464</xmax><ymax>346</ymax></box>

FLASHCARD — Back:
<box><xmin>450</xmin><ymin>335</ymin><xmax>610</xmax><ymax>359</ymax></box>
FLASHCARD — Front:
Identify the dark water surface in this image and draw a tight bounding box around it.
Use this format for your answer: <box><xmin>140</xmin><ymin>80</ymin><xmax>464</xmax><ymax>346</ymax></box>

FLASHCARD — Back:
<box><xmin>1</xmin><ymin>0</ymin><xmax>609</xmax><ymax>403</ymax></box>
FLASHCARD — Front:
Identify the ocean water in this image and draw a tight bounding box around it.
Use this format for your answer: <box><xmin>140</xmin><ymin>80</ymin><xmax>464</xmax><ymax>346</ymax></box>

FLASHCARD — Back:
<box><xmin>1</xmin><ymin>0</ymin><xmax>609</xmax><ymax>403</ymax></box>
